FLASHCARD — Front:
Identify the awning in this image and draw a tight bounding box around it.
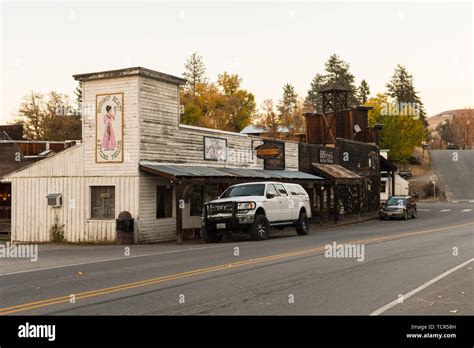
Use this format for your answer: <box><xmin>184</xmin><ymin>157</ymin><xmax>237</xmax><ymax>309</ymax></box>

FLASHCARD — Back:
<box><xmin>311</xmin><ymin>163</ymin><xmax>361</xmax><ymax>183</ymax></box>
<box><xmin>139</xmin><ymin>163</ymin><xmax>325</xmax><ymax>182</ymax></box>
<box><xmin>380</xmin><ymin>155</ymin><xmax>398</xmax><ymax>171</ymax></box>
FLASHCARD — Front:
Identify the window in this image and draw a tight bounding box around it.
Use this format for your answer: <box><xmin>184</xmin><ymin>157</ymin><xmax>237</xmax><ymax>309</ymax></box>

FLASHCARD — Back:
<box><xmin>221</xmin><ymin>184</ymin><xmax>265</xmax><ymax>198</ymax></box>
<box><xmin>274</xmin><ymin>184</ymin><xmax>288</xmax><ymax>196</ymax></box>
<box><xmin>156</xmin><ymin>185</ymin><xmax>173</xmax><ymax>218</ymax></box>
<box><xmin>91</xmin><ymin>186</ymin><xmax>115</xmax><ymax>219</ymax></box>
<box><xmin>380</xmin><ymin>180</ymin><xmax>387</xmax><ymax>193</ymax></box>
<box><xmin>287</xmin><ymin>184</ymin><xmax>300</xmax><ymax>196</ymax></box>
<box><xmin>266</xmin><ymin>184</ymin><xmax>278</xmax><ymax>197</ymax></box>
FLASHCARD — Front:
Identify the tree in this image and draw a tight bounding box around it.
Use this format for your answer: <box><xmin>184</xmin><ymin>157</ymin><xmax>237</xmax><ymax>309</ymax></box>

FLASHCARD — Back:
<box><xmin>216</xmin><ymin>72</ymin><xmax>257</xmax><ymax>132</ymax></box>
<box><xmin>366</xmin><ymin>93</ymin><xmax>425</xmax><ymax>162</ymax></box>
<box><xmin>358</xmin><ymin>79</ymin><xmax>370</xmax><ymax>104</ymax></box>
<box><xmin>277</xmin><ymin>84</ymin><xmax>305</xmax><ymax>133</ymax></box>
<box><xmin>74</xmin><ymin>81</ymin><xmax>83</xmax><ymax>108</ymax></box>
<box><xmin>14</xmin><ymin>91</ymin><xmax>81</xmax><ymax>141</ymax></box>
<box><xmin>305</xmin><ymin>54</ymin><xmax>360</xmax><ymax>112</ymax></box>
<box><xmin>435</xmin><ymin>120</ymin><xmax>452</xmax><ymax>143</ymax></box>
<box><xmin>386</xmin><ymin>64</ymin><xmax>428</xmax><ymax>127</ymax></box>
<box><xmin>182</xmin><ymin>52</ymin><xmax>207</xmax><ymax>96</ymax></box>
<box><xmin>256</xmin><ymin>99</ymin><xmax>280</xmax><ymax>134</ymax></box>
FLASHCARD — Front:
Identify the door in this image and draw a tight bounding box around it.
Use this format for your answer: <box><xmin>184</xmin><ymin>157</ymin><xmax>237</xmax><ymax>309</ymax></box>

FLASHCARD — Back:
<box><xmin>264</xmin><ymin>184</ymin><xmax>281</xmax><ymax>222</ymax></box>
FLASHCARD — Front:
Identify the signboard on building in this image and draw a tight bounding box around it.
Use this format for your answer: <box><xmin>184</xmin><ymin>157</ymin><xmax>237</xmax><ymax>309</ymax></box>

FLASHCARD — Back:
<box><xmin>204</xmin><ymin>136</ymin><xmax>227</xmax><ymax>161</ymax></box>
<box><xmin>319</xmin><ymin>148</ymin><xmax>335</xmax><ymax>164</ymax></box>
<box><xmin>263</xmin><ymin>141</ymin><xmax>285</xmax><ymax>170</ymax></box>
<box><xmin>255</xmin><ymin>143</ymin><xmax>281</xmax><ymax>159</ymax></box>
<box><xmin>96</xmin><ymin>93</ymin><xmax>123</xmax><ymax>163</ymax></box>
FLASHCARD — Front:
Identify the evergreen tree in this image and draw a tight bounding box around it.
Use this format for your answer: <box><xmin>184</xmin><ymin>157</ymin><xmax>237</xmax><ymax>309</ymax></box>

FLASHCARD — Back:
<box><xmin>182</xmin><ymin>51</ymin><xmax>207</xmax><ymax>96</ymax></box>
<box><xmin>277</xmin><ymin>83</ymin><xmax>304</xmax><ymax>132</ymax></box>
<box><xmin>385</xmin><ymin>64</ymin><xmax>428</xmax><ymax>127</ymax></box>
<box><xmin>305</xmin><ymin>54</ymin><xmax>360</xmax><ymax>113</ymax></box>
<box><xmin>358</xmin><ymin>79</ymin><xmax>370</xmax><ymax>104</ymax></box>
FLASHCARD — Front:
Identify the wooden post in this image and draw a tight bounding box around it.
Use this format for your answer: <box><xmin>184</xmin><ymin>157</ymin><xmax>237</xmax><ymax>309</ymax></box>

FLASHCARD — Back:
<box><xmin>175</xmin><ymin>182</ymin><xmax>183</xmax><ymax>245</ymax></box>
<box><xmin>333</xmin><ymin>184</ymin><xmax>338</xmax><ymax>224</ymax></box>
<box><xmin>391</xmin><ymin>170</ymin><xmax>395</xmax><ymax>196</ymax></box>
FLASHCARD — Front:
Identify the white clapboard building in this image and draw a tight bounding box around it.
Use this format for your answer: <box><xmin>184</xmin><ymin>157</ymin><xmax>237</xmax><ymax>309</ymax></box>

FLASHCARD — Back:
<box><xmin>3</xmin><ymin>67</ymin><xmax>323</xmax><ymax>244</ymax></box>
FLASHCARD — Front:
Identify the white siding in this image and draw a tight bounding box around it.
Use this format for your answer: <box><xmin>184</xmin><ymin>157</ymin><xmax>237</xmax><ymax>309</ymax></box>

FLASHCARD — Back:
<box><xmin>138</xmin><ymin>173</ymin><xmax>176</xmax><ymax>243</ymax></box>
<box><xmin>11</xmin><ymin>175</ymin><xmax>139</xmax><ymax>243</ymax></box>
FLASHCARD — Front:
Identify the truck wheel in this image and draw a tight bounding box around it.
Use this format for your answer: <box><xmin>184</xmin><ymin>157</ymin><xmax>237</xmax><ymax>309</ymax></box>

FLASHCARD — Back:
<box><xmin>295</xmin><ymin>211</ymin><xmax>310</xmax><ymax>235</ymax></box>
<box><xmin>201</xmin><ymin>228</ymin><xmax>223</xmax><ymax>243</ymax></box>
<box><xmin>250</xmin><ymin>214</ymin><xmax>270</xmax><ymax>241</ymax></box>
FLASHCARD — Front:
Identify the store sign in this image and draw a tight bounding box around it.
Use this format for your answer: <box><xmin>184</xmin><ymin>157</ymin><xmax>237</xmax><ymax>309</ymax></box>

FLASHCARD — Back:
<box><xmin>204</xmin><ymin>136</ymin><xmax>227</xmax><ymax>161</ymax></box>
<box><xmin>96</xmin><ymin>93</ymin><xmax>123</xmax><ymax>163</ymax></box>
<box><xmin>255</xmin><ymin>143</ymin><xmax>281</xmax><ymax>159</ymax></box>
<box><xmin>262</xmin><ymin>141</ymin><xmax>285</xmax><ymax>170</ymax></box>
<box><xmin>319</xmin><ymin>148</ymin><xmax>335</xmax><ymax>164</ymax></box>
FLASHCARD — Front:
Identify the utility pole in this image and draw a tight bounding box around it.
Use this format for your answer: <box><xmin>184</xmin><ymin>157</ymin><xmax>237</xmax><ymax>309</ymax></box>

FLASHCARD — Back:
<box><xmin>466</xmin><ymin>120</ymin><xmax>470</xmax><ymax>150</ymax></box>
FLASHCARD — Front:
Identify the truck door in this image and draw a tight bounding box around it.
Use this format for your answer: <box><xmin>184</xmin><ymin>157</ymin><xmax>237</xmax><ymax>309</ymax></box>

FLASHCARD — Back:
<box><xmin>265</xmin><ymin>184</ymin><xmax>281</xmax><ymax>222</ymax></box>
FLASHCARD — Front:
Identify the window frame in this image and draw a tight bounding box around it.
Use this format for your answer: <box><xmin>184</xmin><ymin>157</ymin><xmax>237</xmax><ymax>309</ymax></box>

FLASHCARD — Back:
<box><xmin>90</xmin><ymin>185</ymin><xmax>116</xmax><ymax>220</ymax></box>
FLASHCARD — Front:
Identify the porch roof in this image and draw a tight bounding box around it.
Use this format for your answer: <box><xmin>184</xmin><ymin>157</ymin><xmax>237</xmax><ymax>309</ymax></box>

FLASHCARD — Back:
<box><xmin>311</xmin><ymin>163</ymin><xmax>361</xmax><ymax>183</ymax></box>
<box><xmin>139</xmin><ymin>162</ymin><xmax>325</xmax><ymax>182</ymax></box>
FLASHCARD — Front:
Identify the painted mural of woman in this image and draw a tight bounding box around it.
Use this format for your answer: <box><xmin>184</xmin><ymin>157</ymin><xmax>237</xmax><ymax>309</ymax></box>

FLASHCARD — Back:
<box><xmin>102</xmin><ymin>105</ymin><xmax>117</xmax><ymax>150</ymax></box>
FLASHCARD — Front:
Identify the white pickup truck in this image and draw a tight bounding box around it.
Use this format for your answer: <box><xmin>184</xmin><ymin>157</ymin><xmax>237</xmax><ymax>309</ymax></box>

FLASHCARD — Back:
<box><xmin>201</xmin><ymin>181</ymin><xmax>312</xmax><ymax>243</ymax></box>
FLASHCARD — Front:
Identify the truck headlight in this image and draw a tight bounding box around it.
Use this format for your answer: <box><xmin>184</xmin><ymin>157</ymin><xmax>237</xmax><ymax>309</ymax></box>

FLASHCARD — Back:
<box><xmin>237</xmin><ymin>202</ymin><xmax>256</xmax><ymax>210</ymax></box>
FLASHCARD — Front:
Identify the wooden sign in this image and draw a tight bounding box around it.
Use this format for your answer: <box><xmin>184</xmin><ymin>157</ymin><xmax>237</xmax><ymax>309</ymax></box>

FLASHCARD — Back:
<box><xmin>255</xmin><ymin>143</ymin><xmax>281</xmax><ymax>160</ymax></box>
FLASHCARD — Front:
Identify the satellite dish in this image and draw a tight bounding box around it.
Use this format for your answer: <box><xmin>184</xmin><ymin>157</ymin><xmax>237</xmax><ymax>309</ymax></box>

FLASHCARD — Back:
<box><xmin>354</xmin><ymin>124</ymin><xmax>362</xmax><ymax>133</ymax></box>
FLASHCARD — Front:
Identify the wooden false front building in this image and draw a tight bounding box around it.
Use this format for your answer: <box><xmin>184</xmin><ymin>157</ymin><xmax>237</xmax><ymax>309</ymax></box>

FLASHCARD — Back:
<box><xmin>3</xmin><ymin>67</ymin><xmax>329</xmax><ymax>244</ymax></box>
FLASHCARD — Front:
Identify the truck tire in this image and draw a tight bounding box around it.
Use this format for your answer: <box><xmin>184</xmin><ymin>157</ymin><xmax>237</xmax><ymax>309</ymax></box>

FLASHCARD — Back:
<box><xmin>249</xmin><ymin>214</ymin><xmax>270</xmax><ymax>241</ymax></box>
<box><xmin>201</xmin><ymin>228</ymin><xmax>223</xmax><ymax>243</ymax></box>
<box><xmin>295</xmin><ymin>211</ymin><xmax>310</xmax><ymax>235</ymax></box>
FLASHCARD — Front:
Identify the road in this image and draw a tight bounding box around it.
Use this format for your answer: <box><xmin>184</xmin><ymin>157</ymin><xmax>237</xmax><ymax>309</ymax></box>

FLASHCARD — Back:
<box><xmin>0</xmin><ymin>201</ymin><xmax>472</xmax><ymax>315</ymax></box>
<box><xmin>430</xmin><ymin>150</ymin><xmax>474</xmax><ymax>201</ymax></box>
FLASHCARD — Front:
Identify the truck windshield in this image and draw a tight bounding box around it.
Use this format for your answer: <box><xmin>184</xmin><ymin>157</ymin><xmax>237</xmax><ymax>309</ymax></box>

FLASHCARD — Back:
<box><xmin>220</xmin><ymin>184</ymin><xmax>265</xmax><ymax>198</ymax></box>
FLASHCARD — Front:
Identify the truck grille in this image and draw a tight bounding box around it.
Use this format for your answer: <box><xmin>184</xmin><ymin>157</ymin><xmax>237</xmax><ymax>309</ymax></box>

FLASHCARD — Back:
<box><xmin>207</xmin><ymin>202</ymin><xmax>235</xmax><ymax>215</ymax></box>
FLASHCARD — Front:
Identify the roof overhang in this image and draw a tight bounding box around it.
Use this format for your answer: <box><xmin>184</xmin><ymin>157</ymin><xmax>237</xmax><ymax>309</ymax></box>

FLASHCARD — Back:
<box><xmin>139</xmin><ymin>163</ymin><xmax>326</xmax><ymax>183</ymax></box>
<box><xmin>311</xmin><ymin>163</ymin><xmax>361</xmax><ymax>184</ymax></box>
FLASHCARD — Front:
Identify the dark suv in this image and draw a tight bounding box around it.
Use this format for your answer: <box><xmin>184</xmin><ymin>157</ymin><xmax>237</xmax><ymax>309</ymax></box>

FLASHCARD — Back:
<box><xmin>379</xmin><ymin>196</ymin><xmax>417</xmax><ymax>220</ymax></box>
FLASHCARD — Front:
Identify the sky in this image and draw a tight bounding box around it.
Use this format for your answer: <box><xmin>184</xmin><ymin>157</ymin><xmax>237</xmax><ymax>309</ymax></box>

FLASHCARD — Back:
<box><xmin>1</xmin><ymin>1</ymin><xmax>472</xmax><ymax>124</ymax></box>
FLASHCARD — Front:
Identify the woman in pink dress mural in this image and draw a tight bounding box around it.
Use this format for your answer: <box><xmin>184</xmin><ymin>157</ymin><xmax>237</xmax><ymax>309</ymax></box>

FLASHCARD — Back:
<box><xmin>102</xmin><ymin>105</ymin><xmax>117</xmax><ymax>150</ymax></box>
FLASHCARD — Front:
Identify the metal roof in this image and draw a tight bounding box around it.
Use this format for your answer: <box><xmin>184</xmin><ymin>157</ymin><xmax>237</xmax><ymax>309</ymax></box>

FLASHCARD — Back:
<box><xmin>311</xmin><ymin>163</ymin><xmax>361</xmax><ymax>181</ymax></box>
<box><xmin>140</xmin><ymin>163</ymin><xmax>324</xmax><ymax>181</ymax></box>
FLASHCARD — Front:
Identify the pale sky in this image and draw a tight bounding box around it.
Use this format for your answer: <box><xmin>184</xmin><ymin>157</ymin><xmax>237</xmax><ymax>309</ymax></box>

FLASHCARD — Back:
<box><xmin>1</xmin><ymin>1</ymin><xmax>472</xmax><ymax>124</ymax></box>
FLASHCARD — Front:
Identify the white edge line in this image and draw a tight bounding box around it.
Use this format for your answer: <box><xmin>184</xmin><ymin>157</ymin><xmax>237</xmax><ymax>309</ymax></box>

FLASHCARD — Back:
<box><xmin>0</xmin><ymin>243</ymin><xmax>239</xmax><ymax>276</ymax></box>
<box><xmin>370</xmin><ymin>258</ymin><xmax>474</xmax><ymax>316</ymax></box>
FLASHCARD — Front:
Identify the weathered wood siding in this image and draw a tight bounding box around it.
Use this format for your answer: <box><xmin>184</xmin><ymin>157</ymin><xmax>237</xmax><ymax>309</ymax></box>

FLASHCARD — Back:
<box><xmin>82</xmin><ymin>76</ymin><xmax>140</xmax><ymax>177</ymax></box>
<box><xmin>138</xmin><ymin>172</ymin><xmax>176</xmax><ymax>243</ymax></box>
<box><xmin>138</xmin><ymin>75</ymin><xmax>299</xmax><ymax>170</ymax></box>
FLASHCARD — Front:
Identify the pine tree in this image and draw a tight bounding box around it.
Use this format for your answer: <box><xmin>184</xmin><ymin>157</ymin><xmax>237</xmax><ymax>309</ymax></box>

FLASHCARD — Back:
<box><xmin>305</xmin><ymin>54</ymin><xmax>360</xmax><ymax>113</ymax></box>
<box><xmin>358</xmin><ymin>79</ymin><xmax>370</xmax><ymax>104</ymax></box>
<box><xmin>385</xmin><ymin>64</ymin><xmax>428</xmax><ymax>127</ymax></box>
<box><xmin>277</xmin><ymin>83</ymin><xmax>304</xmax><ymax>132</ymax></box>
<box><xmin>182</xmin><ymin>52</ymin><xmax>207</xmax><ymax>96</ymax></box>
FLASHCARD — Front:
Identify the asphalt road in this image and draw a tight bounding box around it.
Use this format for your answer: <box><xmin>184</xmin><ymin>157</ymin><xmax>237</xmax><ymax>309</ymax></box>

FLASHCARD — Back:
<box><xmin>430</xmin><ymin>150</ymin><xmax>474</xmax><ymax>201</ymax></box>
<box><xmin>0</xmin><ymin>201</ymin><xmax>472</xmax><ymax>315</ymax></box>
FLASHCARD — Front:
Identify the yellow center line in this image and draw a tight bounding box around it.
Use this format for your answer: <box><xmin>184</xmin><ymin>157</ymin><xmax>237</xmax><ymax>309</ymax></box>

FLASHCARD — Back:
<box><xmin>1</xmin><ymin>221</ymin><xmax>472</xmax><ymax>315</ymax></box>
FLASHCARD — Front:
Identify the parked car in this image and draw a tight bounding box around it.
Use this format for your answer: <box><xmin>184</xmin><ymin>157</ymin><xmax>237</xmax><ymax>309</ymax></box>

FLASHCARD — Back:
<box><xmin>447</xmin><ymin>142</ymin><xmax>459</xmax><ymax>150</ymax></box>
<box><xmin>201</xmin><ymin>182</ymin><xmax>312</xmax><ymax>242</ymax></box>
<box><xmin>398</xmin><ymin>170</ymin><xmax>412</xmax><ymax>180</ymax></box>
<box><xmin>379</xmin><ymin>196</ymin><xmax>417</xmax><ymax>220</ymax></box>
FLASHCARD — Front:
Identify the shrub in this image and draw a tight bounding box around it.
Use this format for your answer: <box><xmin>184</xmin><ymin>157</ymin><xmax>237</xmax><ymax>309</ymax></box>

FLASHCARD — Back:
<box><xmin>50</xmin><ymin>214</ymin><xmax>65</xmax><ymax>242</ymax></box>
